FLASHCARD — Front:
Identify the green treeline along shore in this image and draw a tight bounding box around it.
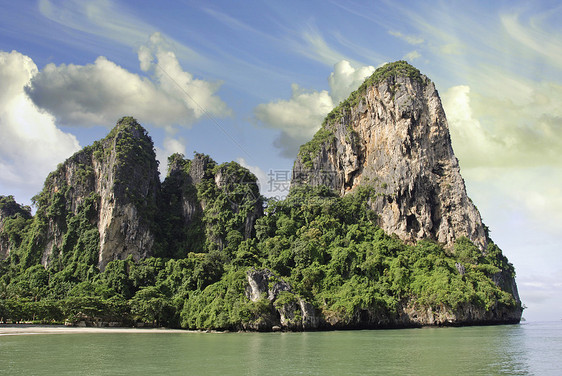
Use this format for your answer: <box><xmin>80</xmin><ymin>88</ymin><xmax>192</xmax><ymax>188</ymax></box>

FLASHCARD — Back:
<box><xmin>0</xmin><ymin>62</ymin><xmax>522</xmax><ymax>330</ymax></box>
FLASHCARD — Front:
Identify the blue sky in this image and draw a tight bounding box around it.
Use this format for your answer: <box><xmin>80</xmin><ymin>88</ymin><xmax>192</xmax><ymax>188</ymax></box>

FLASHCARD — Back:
<box><xmin>1</xmin><ymin>0</ymin><xmax>561</xmax><ymax>321</ymax></box>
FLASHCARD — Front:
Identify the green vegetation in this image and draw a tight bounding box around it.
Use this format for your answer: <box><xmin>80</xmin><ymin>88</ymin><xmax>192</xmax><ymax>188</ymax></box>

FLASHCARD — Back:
<box><xmin>0</xmin><ymin>115</ymin><xmax>520</xmax><ymax>329</ymax></box>
<box><xmin>155</xmin><ymin>153</ymin><xmax>261</xmax><ymax>259</ymax></box>
<box><xmin>297</xmin><ymin>128</ymin><xmax>335</xmax><ymax>169</ymax></box>
<box><xmin>0</xmin><ymin>196</ymin><xmax>32</xmax><ymax>256</ymax></box>
<box><xmin>0</xmin><ymin>183</ymin><xmax>518</xmax><ymax>328</ymax></box>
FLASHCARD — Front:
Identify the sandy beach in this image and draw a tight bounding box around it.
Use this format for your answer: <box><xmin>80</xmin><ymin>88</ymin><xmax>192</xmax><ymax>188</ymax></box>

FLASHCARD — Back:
<box><xmin>0</xmin><ymin>324</ymin><xmax>194</xmax><ymax>336</ymax></box>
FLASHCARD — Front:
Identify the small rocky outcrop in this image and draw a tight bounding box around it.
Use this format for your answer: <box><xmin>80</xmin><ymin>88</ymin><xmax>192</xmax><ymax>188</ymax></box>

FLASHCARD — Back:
<box><xmin>245</xmin><ymin>269</ymin><xmax>320</xmax><ymax>330</ymax></box>
<box><xmin>398</xmin><ymin>299</ymin><xmax>522</xmax><ymax>326</ymax></box>
<box><xmin>293</xmin><ymin>61</ymin><xmax>487</xmax><ymax>251</ymax></box>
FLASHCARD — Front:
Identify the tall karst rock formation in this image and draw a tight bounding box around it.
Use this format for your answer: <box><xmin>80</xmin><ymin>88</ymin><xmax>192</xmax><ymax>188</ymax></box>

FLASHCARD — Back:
<box><xmin>32</xmin><ymin>117</ymin><xmax>160</xmax><ymax>270</ymax></box>
<box><xmin>293</xmin><ymin>61</ymin><xmax>487</xmax><ymax>251</ymax></box>
<box><xmin>8</xmin><ymin>117</ymin><xmax>262</xmax><ymax>271</ymax></box>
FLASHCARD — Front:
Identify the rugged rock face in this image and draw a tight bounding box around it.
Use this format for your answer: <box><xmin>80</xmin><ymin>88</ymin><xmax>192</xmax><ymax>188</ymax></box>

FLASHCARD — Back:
<box><xmin>3</xmin><ymin>118</ymin><xmax>263</xmax><ymax>270</ymax></box>
<box><xmin>159</xmin><ymin>152</ymin><xmax>263</xmax><ymax>256</ymax></box>
<box><xmin>287</xmin><ymin>62</ymin><xmax>522</xmax><ymax>328</ymax></box>
<box><xmin>0</xmin><ymin>65</ymin><xmax>521</xmax><ymax>330</ymax></box>
<box><xmin>34</xmin><ymin>117</ymin><xmax>160</xmax><ymax>270</ymax></box>
<box><xmin>0</xmin><ymin>196</ymin><xmax>32</xmax><ymax>259</ymax></box>
<box><xmin>293</xmin><ymin>62</ymin><xmax>487</xmax><ymax>250</ymax></box>
<box><xmin>398</xmin><ymin>299</ymin><xmax>522</xmax><ymax>326</ymax></box>
<box><xmin>245</xmin><ymin>269</ymin><xmax>320</xmax><ymax>330</ymax></box>
<box><xmin>160</xmin><ymin>152</ymin><xmax>207</xmax><ymax>252</ymax></box>
<box><xmin>244</xmin><ymin>268</ymin><xmax>520</xmax><ymax>331</ymax></box>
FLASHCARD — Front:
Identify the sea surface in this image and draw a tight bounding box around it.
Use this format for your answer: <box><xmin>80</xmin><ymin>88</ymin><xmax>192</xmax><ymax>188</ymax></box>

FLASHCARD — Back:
<box><xmin>1</xmin><ymin>321</ymin><xmax>560</xmax><ymax>375</ymax></box>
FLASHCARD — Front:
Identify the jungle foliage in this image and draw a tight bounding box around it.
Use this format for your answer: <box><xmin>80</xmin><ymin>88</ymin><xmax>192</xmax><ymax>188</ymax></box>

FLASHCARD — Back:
<box><xmin>0</xmin><ymin>114</ymin><xmax>519</xmax><ymax>329</ymax></box>
<box><xmin>0</xmin><ymin>183</ymin><xmax>517</xmax><ymax>329</ymax></box>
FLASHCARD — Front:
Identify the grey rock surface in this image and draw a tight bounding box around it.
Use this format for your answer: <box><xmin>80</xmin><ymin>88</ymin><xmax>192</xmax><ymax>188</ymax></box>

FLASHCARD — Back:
<box><xmin>293</xmin><ymin>72</ymin><xmax>487</xmax><ymax>251</ymax></box>
<box><xmin>38</xmin><ymin>118</ymin><xmax>160</xmax><ymax>270</ymax></box>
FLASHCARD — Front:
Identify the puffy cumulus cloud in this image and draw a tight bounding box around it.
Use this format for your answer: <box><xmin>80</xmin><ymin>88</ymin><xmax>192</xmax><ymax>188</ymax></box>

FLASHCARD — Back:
<box><xmin>25</xmin><ymin>33</ymin><xmax>230</xmax><ymax>128</ymax></box>
<box><xmin>255</xmin><ymin>60</ymin><xmax>375</xmax><ymax>157</ymax></box>
<box><xmin>254</xmin><ymin>84</ymin><xmax>333</xmax><ymax>157</ymax></box>
<box><xmin>328</xmin><ymin>60</ymin><xmax>375</xmax><ymax>104</ymax></box>
<box><xmin>444</xmin><ymin>81</ymin><xmax>562</xmax><ymax>239</ymax></box>
<box><xmin>442</xmin><ymin>85</ymin><xmax>498</xmax><ymax>167</ymax></box>
<box><xmin>0</xmin><ymin>50</ymin><xmax>80</xmax><ymax>204</ymax></box>
<box><xmin>25</xmin><ymin>56</ymin><xmax>182</xmax><ymax>127</ymax></box>
<box><xmin>139</xmin><ymin>33</ymin><xmax>231</xmax><ymax>120</ymax></box>
<box><xmin>443</xmin><ymin>79</ymin><xmax>562</xmax><ymax>169</ymax></box>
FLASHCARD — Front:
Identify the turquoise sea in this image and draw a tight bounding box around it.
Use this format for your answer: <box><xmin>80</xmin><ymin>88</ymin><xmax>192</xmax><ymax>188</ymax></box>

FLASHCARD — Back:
<box><xmin>1</xmin><ymin>322</ymin><xmax>561</xmax><ymax>375</ymax></box>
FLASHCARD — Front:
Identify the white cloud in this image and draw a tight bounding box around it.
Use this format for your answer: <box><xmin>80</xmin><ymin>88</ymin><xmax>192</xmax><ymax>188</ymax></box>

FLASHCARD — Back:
<box><xmin>442</xmin><ymin>85</ymin><xmax>496</xmax><ymax>167</ymax></box>
<box><xmin>25</xmin><ymin>33</ymin><xmax>231</xmax><ymax>128</ymax></box>
<box><xmin>404</xmin><ymin>50</ymin><xmax>421</xmax><ymax>61</ymax></box>
<box><xmin>442</xmin><ymin>80</ymin><xmax>562</xmax><ymax>169</ymax></box>
<box><xmin>254</xmin><ymin>84</ymin><xmax>333</xmax><ymax>157</ymax></box>
<box><xmin>444</xmin><ymin>81</ymin><xmax>562</xmax><ymax>237</ymax></box>
<box><xmin>388</xmin><ymin>30</ymin><xmax>424</xmax><ymax>45</ymax></box>
<box><xmin>0</xmin><ymin>50</ymin><xmax>80</xmax><ymax>204</ymax></box>
<box><xmin>328</xmin><ymin>60</ymin><xmax>375</xmax><ymax>104</ymax></box>
<box><xmin>255</xmin><ymin>60</ymin><xmax>375</xmax><ymax>157</ymax></box>
<box><xmin>140</xmin><ymin>33</ymin><xmax>232</xmax><ymax>119</ymax></box>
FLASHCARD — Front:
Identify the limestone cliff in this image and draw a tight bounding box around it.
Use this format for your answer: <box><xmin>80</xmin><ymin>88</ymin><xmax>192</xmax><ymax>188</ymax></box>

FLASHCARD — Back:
<box><xmin>3</xmin><ymin>118</ymin><xmax>263</xmax><ymax>271</ymax></box>
<box><xmin>32</xmin><ymin>117</ymin><xmax>160</xmax><ymax>270</ymax></box>
<box><xmin>245</xmin><ymin>269</ymin><xmax>320</xmax><ymax>331</ymax></box>
<box><xmin>293</xmin><ymin>61</ymin><xmax>487</xmax><ymax>250</ymax></box>
<box><xmin>0</xmin><ymin>66</ymin><xmax>522</xmax><ymax>330</ymax></box>
<box><xmin>158</xmin><ymin>152</ymin><xmax>263</xmax><ymax>257</ymax></box>
<box><xmin>0</xmin><ymin>196</ymin><xmax>32</xmax><ymax>259</ymax></box>
<box><xmin>245</xmin><ymin>265</ymin><xmax>521</xmax><ymax>331</ymax></box>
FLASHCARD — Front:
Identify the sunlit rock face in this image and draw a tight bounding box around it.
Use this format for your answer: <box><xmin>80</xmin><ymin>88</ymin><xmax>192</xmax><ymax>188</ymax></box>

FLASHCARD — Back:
<box><xmin>37</xmin><ymin>117</ymin><xmax>160</xmax><ymax>270</ymax></box>
<box><xmin>293</xmin><ymin>62</ymin><xmax>487</xmax><ymax>251</ymax></box>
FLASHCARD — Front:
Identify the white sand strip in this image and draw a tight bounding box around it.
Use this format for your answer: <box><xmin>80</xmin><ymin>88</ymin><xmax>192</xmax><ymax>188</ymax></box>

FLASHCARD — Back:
<box><xmin>0</xmin><ymin>325</ymin><xmax>196</xmax><ymax>336</ymax></box>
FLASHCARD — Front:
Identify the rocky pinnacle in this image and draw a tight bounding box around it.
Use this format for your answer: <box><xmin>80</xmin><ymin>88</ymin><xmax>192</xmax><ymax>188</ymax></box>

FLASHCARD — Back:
<box><xmin>293</xmin><ymin>62</ymin><xmax>487</xmax><ymax>250</ymax></box>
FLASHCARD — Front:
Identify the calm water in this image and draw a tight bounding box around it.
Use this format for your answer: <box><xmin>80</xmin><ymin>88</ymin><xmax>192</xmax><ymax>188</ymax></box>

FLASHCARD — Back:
<box><xmin>1</xmin><ymin>322</ymin><xmax>561</xmax><ymax>375</ymax></box>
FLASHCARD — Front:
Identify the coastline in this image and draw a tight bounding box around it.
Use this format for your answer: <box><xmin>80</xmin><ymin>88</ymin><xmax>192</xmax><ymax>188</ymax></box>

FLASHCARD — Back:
<box><xmin>0</xmin><ymin>324</ymin><xmax>195</xmax><ymax>336</ymax></box>
<box><xmin>1</xmin><ymin>320</ymin><xmax>525</xmax><ymax>336</ymax></box>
